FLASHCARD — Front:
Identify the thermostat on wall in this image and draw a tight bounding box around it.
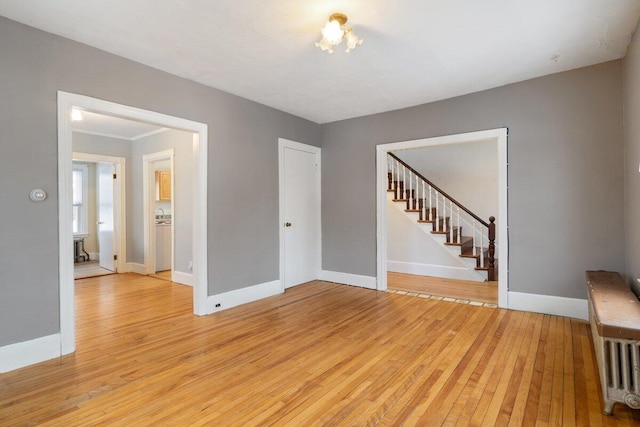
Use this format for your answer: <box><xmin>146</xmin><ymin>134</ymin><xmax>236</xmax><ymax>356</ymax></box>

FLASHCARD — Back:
<box><xmin>29</xmin><ymin>189</ymin><xmax>47</xmax><ymax>201</ymax></box>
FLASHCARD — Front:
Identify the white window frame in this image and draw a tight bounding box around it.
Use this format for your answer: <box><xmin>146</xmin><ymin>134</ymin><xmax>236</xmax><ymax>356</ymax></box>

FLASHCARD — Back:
<box><xmin>72</xmin><ymin>163</ymin><xmax>89</xmax><ymax>236</ymax></box>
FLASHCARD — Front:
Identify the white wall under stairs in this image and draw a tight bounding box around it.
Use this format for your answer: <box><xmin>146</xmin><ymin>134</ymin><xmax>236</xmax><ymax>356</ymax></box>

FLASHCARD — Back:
<box><xmin>387</xmin><ymin>192</ymin><xmax>487</xmax><ymax>282</ymax></box>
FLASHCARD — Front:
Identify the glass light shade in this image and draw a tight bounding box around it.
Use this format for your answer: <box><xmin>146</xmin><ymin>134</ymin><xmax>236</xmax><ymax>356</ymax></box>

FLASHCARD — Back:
<box><xmin>321</xmin><ymin>19</ymin><xmax>344</xmax><ymax>45</ymax></box>
<box><xmin>315</xmin><ymin>38</ymin><xmax>334</xmax><ymax>53</ymax></box>
<box><xmin>71</xmin><ymin>109</ymin><xmax>83</xmax><ymax>121</ymax></box>
<box><xmin>344</xmin><ymin>29</ymin><xmax>363</xmax><ymax>53</ymax></box>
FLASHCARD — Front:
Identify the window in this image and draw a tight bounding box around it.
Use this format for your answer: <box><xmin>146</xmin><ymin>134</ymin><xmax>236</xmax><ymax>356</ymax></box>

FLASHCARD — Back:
<box><xmin>72</xmin><ymin>164</ymin><xmax>89</xmax><ymax>235</ymax></box>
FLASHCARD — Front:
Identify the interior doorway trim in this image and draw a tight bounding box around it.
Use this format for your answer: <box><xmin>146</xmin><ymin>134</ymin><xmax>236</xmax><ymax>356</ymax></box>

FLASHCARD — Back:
<box><xmin>58</xmin><ymin>91</ymin><xmax>209</xmax><ymax>356</ymax></box>
<box><xmin>143</xmin><ymin>149</ymin><xmax>175</xmax><ymax>278</ymax></box>
<box><xmin>375</xmin><ymin>128</ymin><xmax>508</xmax><ymax>308</ymax></box>
<box><xmin>72</xmin><ymin>152</ymin><xmax>127</xmax><ymax>272</ymax></box>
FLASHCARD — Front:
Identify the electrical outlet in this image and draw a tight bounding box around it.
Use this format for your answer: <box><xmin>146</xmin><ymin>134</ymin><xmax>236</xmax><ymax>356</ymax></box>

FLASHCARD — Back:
<box><xmin>215</xmin><ymin>303</ymin><xmax>221</xmax><ymax>308</ymax></box>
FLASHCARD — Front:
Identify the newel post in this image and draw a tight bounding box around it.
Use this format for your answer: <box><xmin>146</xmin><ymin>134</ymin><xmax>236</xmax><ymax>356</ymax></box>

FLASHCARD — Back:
<box><xmin>488</xmin><ymin>216</ymin><xmax>496</xmax><ymax>281</ymax></box>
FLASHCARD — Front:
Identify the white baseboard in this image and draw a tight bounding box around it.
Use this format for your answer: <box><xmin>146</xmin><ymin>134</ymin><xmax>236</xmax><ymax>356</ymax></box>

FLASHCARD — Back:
<box><xmin>128</xmin><ymin>263</ymin><xmax>147</xmax><ymax>275</ymax></box>
<box><xmin>88</xmin><ymin>252</ymin><xmax>98</xmax><ymax>261</ymax></box>
<box><xmin>206</xmin><ymin>279</ymin><xmax>282</xmax><ymax>314</ymax></box>
<box><xmin>508</xmin><ymin>291</ymin><xmax>588</xmax><ymax>320</ymax></box>
<box><xmin>387</xmin><ymin>260</ymin><xmax>486</xmax><ymax>282</ymax></box>
<box><xmin>172</xmin><ymin>271</ymin><xmax>193</xmax><ymax>286</ymax></box>
<box><xmin>319</xmin><ymin>270</ymin><xmax>377</xmax><ymax>290</ymax></box>
<box><xmin>0</xmin><ymin>334</ymin><xmax>61</xmax><ymax>373</ymax></box>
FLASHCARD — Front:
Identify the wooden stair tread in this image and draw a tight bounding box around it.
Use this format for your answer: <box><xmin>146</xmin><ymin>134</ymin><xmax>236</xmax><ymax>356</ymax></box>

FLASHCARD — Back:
<box><xmin>445</xmin><ymin>236</ymin><xmax>473</xmax><ymax>247</ymax></box>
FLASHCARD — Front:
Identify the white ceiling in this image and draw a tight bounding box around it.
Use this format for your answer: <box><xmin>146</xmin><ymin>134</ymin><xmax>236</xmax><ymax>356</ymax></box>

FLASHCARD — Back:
<box><xmin>2</xmin><ymin>0</ymin><xmax>639</xmax><ymax>123</ymax></box>
<box><xmin>72</xmin><ymin>110</ymin><xmax>166</xmax><ymax>140</ymax></box>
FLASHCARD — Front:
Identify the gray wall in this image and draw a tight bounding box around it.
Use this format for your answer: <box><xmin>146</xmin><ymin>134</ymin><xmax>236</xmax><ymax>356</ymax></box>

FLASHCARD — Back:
<box><xmin>131</xmin><ymin>129</ymin><xmax>193</xmax><ymax>273</ymax></box>
<box><xmin>73</xmin><ymin>132</ymin><xmax>134</xmax><ymax>260</ymax></box>
<box><xmin>321</xmin><ymin>61</ymin><xmax>624</xmax><ymax>299</ymax></box>
<box><xmin>624</xmin><ymin>23</ymin><xmax>640</xmax><ymax>294</ymax></box>
<box><xmin>0</xmin><ymin>17</ymin><xmax>319</xmax><ymax>347</ymax></box>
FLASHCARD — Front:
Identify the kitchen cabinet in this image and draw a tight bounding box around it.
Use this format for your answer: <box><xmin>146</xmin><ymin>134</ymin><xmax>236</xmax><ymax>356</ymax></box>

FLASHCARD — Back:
<box><xmin>156</xmin><ymin>170</ymin><xmax>172</xmax><ymax>201</ymax></box>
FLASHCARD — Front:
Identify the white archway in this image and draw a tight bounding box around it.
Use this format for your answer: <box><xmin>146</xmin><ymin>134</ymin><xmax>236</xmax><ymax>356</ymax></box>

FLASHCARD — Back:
<box><xmin>57</xmin><ymin>92</ymin><xmax>209</xmax><ymax>355</ymax></box>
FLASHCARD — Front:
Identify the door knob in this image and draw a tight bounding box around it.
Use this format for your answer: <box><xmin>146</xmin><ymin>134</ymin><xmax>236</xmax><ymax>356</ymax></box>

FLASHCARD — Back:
<box><xmin>97</xmin><ymin>221</ymin><xmax>105</xmax><ymax>225</ymax></box>
<box><xmin>285</xmin><ymin>222</ymin><xmax>292</xmax><ymax>227</ymax></box>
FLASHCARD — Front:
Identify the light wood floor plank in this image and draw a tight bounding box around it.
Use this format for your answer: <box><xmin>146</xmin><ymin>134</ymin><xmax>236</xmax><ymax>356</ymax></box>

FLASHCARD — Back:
<box><xmin>2</xmin><ymin>273</ymin><xmax>640</xmax><ymax>425</ymax></box>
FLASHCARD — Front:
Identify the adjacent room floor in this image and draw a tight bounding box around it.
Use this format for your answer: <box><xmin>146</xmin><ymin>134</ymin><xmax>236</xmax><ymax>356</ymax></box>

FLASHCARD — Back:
<box><xmin>73</xmin><ymin>260</ymin><xmax>114</xmax><ymax>280</ymax></box>
<box><xmin>387</xmin><ymin>271</ymin><xmax>498</xmax><ymax>305</ymax></box>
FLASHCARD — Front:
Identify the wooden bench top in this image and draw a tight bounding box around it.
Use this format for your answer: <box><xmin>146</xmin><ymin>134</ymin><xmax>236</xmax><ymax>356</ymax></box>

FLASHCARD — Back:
<box><xmin>586</xmin><ymin>270</ymin><xmax>640</xmax><ymax>340</ymax></box>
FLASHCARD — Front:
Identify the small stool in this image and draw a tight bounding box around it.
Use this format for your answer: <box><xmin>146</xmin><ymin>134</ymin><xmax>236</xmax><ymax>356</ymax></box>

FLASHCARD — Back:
<box><xmin>74</xmin><ymin>237</ymin><xmax>90</xmax><ymax>263</ymax></box>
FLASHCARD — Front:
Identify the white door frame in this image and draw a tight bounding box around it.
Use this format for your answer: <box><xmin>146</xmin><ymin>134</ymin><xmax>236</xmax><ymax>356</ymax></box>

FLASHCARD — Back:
<box><xmin>58</xmin><ymin>91</ymin><xmax>209</xmax><ymax>356</ymax></box>
<box><xmin>375</xmin><ymin>128</ymin><xmax>508</xmax><ymax>308</ymax></box>
<box><xmin>278</xmin><ymin>138</ymin><xmax>322</xmax><ymax>291</ymax></box>
<box><xmin>143</xmin><ymin>149</ymin><xmax>175</xmax><ymax>277</ymax></box>
<box><xmin>72</xmin><ymin>152</ymin><xmax>127</xmax><ymax>271</ymax></box>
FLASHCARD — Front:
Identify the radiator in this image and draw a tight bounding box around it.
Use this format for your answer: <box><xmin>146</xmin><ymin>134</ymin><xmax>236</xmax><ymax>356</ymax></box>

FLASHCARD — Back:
<box><xmin>590</xmin><ymin>305</ymin><xmax>640</xmax><ymax>414</ymax></box>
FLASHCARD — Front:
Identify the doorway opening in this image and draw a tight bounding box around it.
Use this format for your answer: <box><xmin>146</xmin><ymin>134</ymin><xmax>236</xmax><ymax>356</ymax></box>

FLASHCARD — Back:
<box><xmin>72</xmin><ymin>152</ymin><xmax>126</xmax><ymax>280</ymax></box>
<box><xmin>143</xmin><ymin>150</ymin><xmax>176</xmax><ymax>282</ymax></box>
<box><xmin>58</xmin><ymin>91</ymin><xmax>209</xmax><ymax>356</ymax></box>
<box><xmin>376</xmin><ymin>128</ymin><xmax>508</xmax><ymax>308</ymax></box>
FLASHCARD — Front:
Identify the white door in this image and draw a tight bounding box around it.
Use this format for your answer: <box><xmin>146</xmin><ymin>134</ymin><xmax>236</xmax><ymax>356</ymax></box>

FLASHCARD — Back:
<box><xmin>97</xmin><ymin>163</ymin><xmax>116</xmax><ymax>271</ymax></box>
<box><xmin>281</xmin><ymin>141</ymin><xmax>321</xmax><ymax>289</ymax></box>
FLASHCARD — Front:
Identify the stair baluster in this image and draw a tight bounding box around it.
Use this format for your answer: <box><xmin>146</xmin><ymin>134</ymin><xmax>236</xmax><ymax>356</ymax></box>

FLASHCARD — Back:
<box><xmin>457</xmin><ymin>207</ymin><xmax>461</xmax><ymax>244</ymax></box>
<box><xmin>393</xmin><ymin>159</ymin><xmax>398</xmax><ymax>199</ymax></box>
<box><xmin>429</xmin><ymin>186</ymin><xmax>433</xmax><ymax>221</ymax></box>
<box><xmin>441</xmin><ymin>193</ymin><xmax>446</xmax><ymax>232</ymax></box>
<box><xmin>422</xmin><ymin>182</ymin><xmax>426</xmax><ymax>220</ymax></box>
<box><xmin>480</xmin><ymin>231</ymin><xmax>485</xmax><ymax>268</ymax></box>
<box><xmin>472</xmin><ymin>219</ymin><xmax>477</xmax><ymax>257</ymax></box>
<box><xmin>449</xmin><ymin>199</ymin><xmax>453</xmax><ymax>243</ymax></box>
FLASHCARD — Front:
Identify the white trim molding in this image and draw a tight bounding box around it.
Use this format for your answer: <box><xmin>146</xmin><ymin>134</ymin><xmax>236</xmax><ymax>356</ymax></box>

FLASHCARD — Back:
<box><xmin>128</xmin><ymin>263</ymin><xmax>147</xmax><ymax>275</ymax></box>
<box><xmin>319</xmin><ymin>270</ymin><xmax>377</xmax><ymax>290</ymax></box>
<box><xmin>508</xmin><ymin>292</ymin><xmax>588</xmax><ymax>320</ymax></box>
<box><xmin>73</xmin><ymin>152</ymin><xmax>127</xmax><ymax>273</ymax></box>
<box><xmin>143</xmin><ymin>149</ymin><xmax>175</xmax><ymax>276</ymax></box>
<box><xmin>0</xmin><ymin>334</ymin><xmax>61</xmax><ymax>373</ymax></box>
<box><xmin>206</xmin><ymin>280</ymin><xmax>282</xmax><ymax>313</ymax></box>
<box><xmin>376</xmin><ymin>128</ymin><xmax>508</xmax><ymax>305</ymax></box>
<box><xmin>387</xmin><ymin>261</ymin><xmax>486</xmax><ymax>282</ymax></box>
<box><xmin>172</xmin><ymin>271</ymin><xmax>194</xmax><ymax>286</ymax></box>
<box><xmin>58</xmin><ymin>91</ymin><xmax>209</xmax><ymax>362</ymax></box>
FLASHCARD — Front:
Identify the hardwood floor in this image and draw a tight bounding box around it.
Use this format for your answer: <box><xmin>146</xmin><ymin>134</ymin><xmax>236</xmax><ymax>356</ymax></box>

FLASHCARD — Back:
<box><xmin>388</xmin><ymin>271</ymin><xmax>498</xmax><ymax>305</ymax></box>
<box><xmin>1</xmin><ymin>273</ymin><xmax>639</xmax><ymax>425</ymax></box>
<box><xmin>149</xmin><ymin>270</ymin><xmax>172</xmax><ymax>281</ymax></box>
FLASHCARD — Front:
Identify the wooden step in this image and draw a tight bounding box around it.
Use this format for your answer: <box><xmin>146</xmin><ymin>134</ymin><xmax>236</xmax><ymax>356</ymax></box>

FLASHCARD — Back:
<box><xmin>432</xmin><ymin>226</ymin><xmax>463</xmax><ymax>243</ymax></box>
<box><xmin>445</xmin><ymin>234</ymin><xmax>471</xmax><ymax>247</ymax></box>
<box><xmin>460</xmin><ymin>247</ymin><xmax>490</xmax><ymax>268</ymax></box>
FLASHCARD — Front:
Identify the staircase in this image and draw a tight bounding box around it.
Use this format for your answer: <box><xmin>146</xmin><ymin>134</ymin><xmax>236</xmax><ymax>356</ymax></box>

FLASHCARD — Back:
<box><xmin>387</xmin><ymin>152</ymin><xmax>497</xmax><ymax>282</ymax></box>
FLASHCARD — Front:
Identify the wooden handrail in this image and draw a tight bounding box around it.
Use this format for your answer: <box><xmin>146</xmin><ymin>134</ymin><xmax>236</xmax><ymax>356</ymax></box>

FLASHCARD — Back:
<box><xmin>388</xmin><ymin>152</ymin><xmax>489</xmax><ymax>228</ymax></box>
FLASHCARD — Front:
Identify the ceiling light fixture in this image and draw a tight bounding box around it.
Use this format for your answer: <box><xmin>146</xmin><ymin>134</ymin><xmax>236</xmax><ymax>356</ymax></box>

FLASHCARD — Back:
<box><xmin>315</xmin><ymin>13</ymin><xmax>363</xmax><ymax>53</ymax></box>
<box><xmin>71</xmin><ymin>108</ymin><xmax>83</xmax><ymax>122</ymax></box>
